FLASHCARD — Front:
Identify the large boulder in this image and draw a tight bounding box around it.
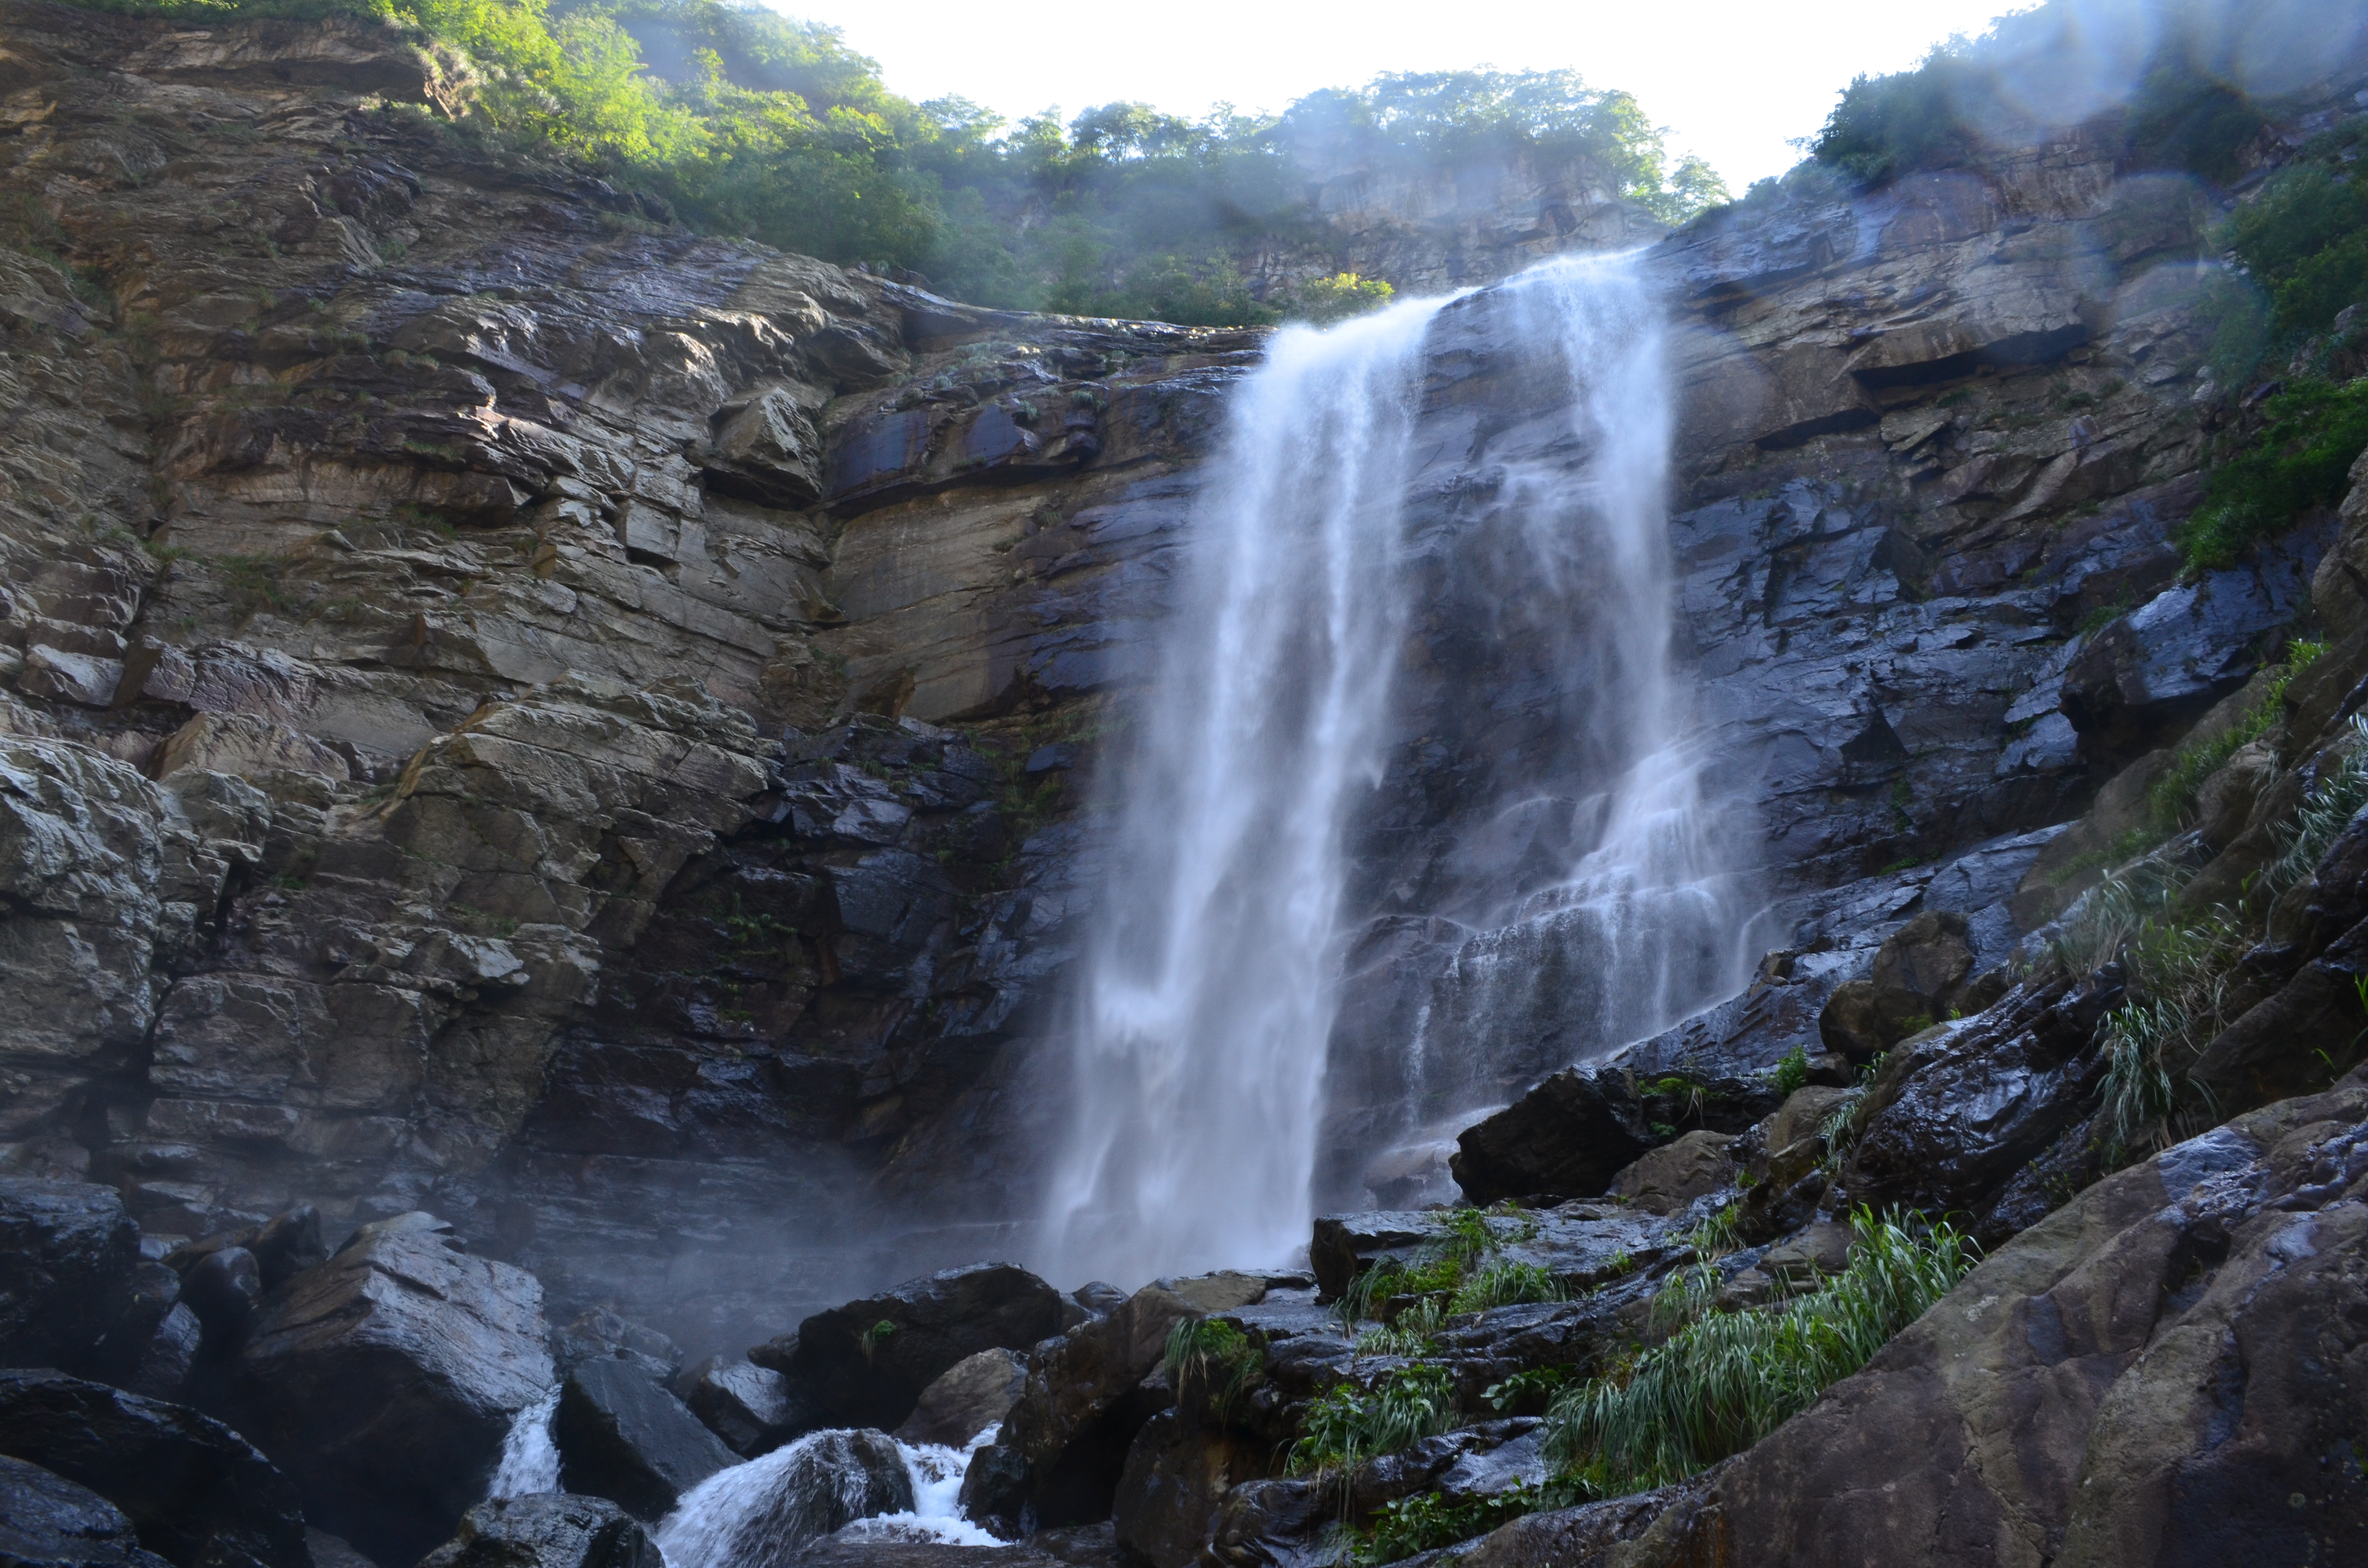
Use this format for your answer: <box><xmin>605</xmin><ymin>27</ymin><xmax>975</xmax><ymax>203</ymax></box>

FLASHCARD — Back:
<box><xmin>1448</xmin><ymin>1067</ymin><xmax>1654</xmax><ymax>1205</ymax></box>
<box><xmin>0</xmin><ymin>1179</ymin><xmax>139</xmax><ymax>1370</ymax></box>
<box><xmin>0</xmin><ymin>1370</ymin><xmax>308</xmax><ymax>1568</ymax></box>
<box><xmin>891</xmin><ymin>1348</ymin><xmax>1025</xmax><ymax>1449</ymax></box>
<box><xmin>1615</xmin><ymin>1074</ymin><xmax>2368</xmax><ymax>1567</ymax></box>
<box><xmin>83</xmin><ymin>1262</ymin><xmax>199</xmax><ymax>1401</ymax></box>
<box><xmin>1606</xmin><ymin>1131</ymin><xmax>1738</xmax><ymax>1216</ymax></box>
<box><xmin>555</xmin><ymin>1358</ymin><xmax>740</xmax><ymax>1520</ymax></box>
<box><xmin>653</xmin><ymin>1430</ymin><xmax>910</xmax><ymax>1568</ymax></box>
<box><xmin>750</xmin><ymin>1264</ymin><xmax>1061</xmax><ymax>1432</ymax></box>
<box><xmin>1815</xmin><ymin>911</ymin><xmax>1989</xmax><ymax>1060</ymax></box>
<box><xmin>235</xmin><ymin>1213</ymin><xmax>554</xmax><ymax>1568</ymax></box>
<box><xmin>0</xmin><ymin>1455</ymin><xmax>173</xmax><ymax>1568</ymax></box>
<box><xmin>958</xmin><ymin>1283</ymin><xmax>1199</xmax><ymax>1531</ymax></box>
<box><xmin>415</xmin><ymin>1495</ymin><xmax>659</xmax><ymax>1568</ymax></box>
<box><xmin>1111</xmin><ymin>1412</ymin><xmax>1265</xmax><ymax>1568</ymax></box>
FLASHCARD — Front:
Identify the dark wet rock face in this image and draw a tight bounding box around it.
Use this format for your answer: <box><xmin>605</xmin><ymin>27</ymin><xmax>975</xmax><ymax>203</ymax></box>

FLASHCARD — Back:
<box><xmin>415</xmin><ymin>1495</ymin><xmax>660</xmax><ymax>1568</ymax></box>
<box><xmin>0</xmin><ymin>1455</ymin><xmax>174</xmax><ymax>1568</ymax></box>
<box><xmin>892</xmin><ymin>1348</ymin><xmax>1026</xmax><ymax>1448</ymax></box>
<box><xmin>234</xmin><ymin>1214</ymin><xmax>553</xmax><ymax>1567</ymax></box>
<box><xmin>0</xmin><ymin>1181</ymin><xmax>140</xmax><ymax>1371</ymax></box>
<box><xmin>1447</xmin><ymin>1069</ymin><xmax>1654</xmax><ymax>1205</ymax></box>
<box><xmin>751</xmin><ymin>1264</ymin><xmax>1060</xmax><ymax>1433</ymax></box>
<box><xmin>556</xmin><ymin>1358</ymin><xmax>740</xmax><ymax>1521</ymax></box>
<box><xmin>679</xmin><ymin>1359</ymin><xmax>813</xmax><ymax>1458</ymax></box>
<box><xmin>0</xmin><ymin>1370</ymin><xmax>308</xmax><ymax>1568</ymax></box>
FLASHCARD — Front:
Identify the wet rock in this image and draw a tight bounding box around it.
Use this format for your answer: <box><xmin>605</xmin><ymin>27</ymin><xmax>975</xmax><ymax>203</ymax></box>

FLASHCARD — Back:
<box><xmin>1448</xmin><ymin>1067</ymin><xmax>1653</xmax><ymax>1205</ymax></box>
<box><xmin>1201</xmin><ymin>1478</ymin><xmax>1323</xmax><ymax>1568</ymax></box>
<box><xmin>891</xmin><ymin>1349</ymin><xmax>1025</xmax><ymax>1449</ymax></box>
<box><xmin>555</xmin><ymin>1357</ymin><xmax>740</xmax><ymax>1521</ymax></box>
<box><xmin>1815</xmin><ymin>912</ymin><xmax>1983</xmax><ymax>1060</ymax></box>
<box><xmin>0</xmin><ymin>1369</ymin><xmax>308</xmax><ymax>1568</ymax></box>
<box><xmin>680</xmin><ymin>1359</ymin><xmax>814</xmax><ymax>1458</ymax></box>
<box><xmin>415</xmin><ymin>1495</ymin><xmax>659</xmax><ymax>1568</ymax></box>
<box><xmin>752</xmin><ymin>1264</ymin><xmax>1061</xmax><ymax>1432</ymax></box>
<box><xmin>1310</xmin><ymin>1206</ymin><xmax>1676</xmax><ymax>1309</ymax></box>
<box><xmin>1840</xmin><ymin>969</ymin><xmax>2115</xmax><ymax>1220</ymax></box>
<box><xmin>791</xmin><ymin>1545</ymin><xmax>1058</xmax><ymax>1568</ymax></box>
<box><xmin>0</xmin><ymin>1179</ymin><xmax>139</xmax><ymax>1370</ymax></box>
<box><xmin>1452</xmin><ymin>1489</ymin><xmax>1674</xmax><ymax>1568</ymax></box>
<box><xmin>1759</xmin><ymin>1086</ymin><xmax>1853</xmax><ymax>1155</ymax></box>
<box><xmin>180</xmin><ymin>1249</ymin><xmax>262</xmax><ymax>1349</ymax></box>
<box><xmin>300</xmin><ymin>1531</ymin><xmax>374</xmax><ymax>1568</ymax></box>
<box><xmin>959</xmin><ymin>1283</ymin><xmax>1197</xmax><ymax>1531</ymax></box>
<box><xmin>1616</xmin><ymin>1077</ymin><xmax>2368</xmax><ymax>1568</ymax></box>
<box><xmin>1606</xmin><ymin>1131</ymin><xmax>1737</xmax><ymax>1215</ymax></box>
<box><xmin>235</xmin><ymin>1213</ymin><xmax>553</xmax><ymax>1568</ymax></box>
<box><xmin>1112</xmin><ymin>1412</ymin><xmax>1266</xmax><ymax>1568</ymax></box>
<box><xmin>553</xmin><ymin>1311</ymin><xmax>682</xmax><ymax>1386</ymax></box>
<box><xmin>0</xmin><ymin>1455</ymin><xmax>173</xmax><ymax>1568</ymax></box>
<box><xmin>82</xmin><ymin>1262</ymin><xmax>194</xmax><ymax>1399</ymax></box>
<box><xmin>665</xmin><ymin>1430</ymin><xmax>910</xmax><ymax>1568</ymax></box>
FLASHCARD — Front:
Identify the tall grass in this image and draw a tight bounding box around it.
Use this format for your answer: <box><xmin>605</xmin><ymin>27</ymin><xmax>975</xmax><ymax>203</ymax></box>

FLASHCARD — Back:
<box><xmin>1542</xmin><ymin>1210</ymin><xmax>1973</xmax><ymax>1496</ymax></box>
<box><xmin>1289</xmin><ymin>1361</ymin><xmax>1460</xmax><ymax>1480</ymax></box>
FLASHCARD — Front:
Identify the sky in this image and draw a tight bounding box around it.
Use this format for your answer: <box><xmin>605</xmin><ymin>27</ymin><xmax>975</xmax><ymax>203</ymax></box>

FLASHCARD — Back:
<box><xmin>760</xmin><ymin>0</ymin><xmax>2027</xmax><ymax>193</ymax></box>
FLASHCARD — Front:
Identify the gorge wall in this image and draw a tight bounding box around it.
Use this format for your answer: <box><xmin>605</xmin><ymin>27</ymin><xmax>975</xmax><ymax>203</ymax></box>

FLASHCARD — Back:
<box><xmin>0</xmin><ymin>0</ymin><xmax>2362</xmax><ymax>1371</ymax></box>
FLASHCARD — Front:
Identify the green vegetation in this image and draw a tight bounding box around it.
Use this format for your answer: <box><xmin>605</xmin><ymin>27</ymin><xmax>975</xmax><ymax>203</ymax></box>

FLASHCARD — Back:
<box><xmin>1162</xmin><ymin>1316</ymin><xmax>1263</xmax><ymax>1425</ymax></box>
<box><xmin>2077</xmin><ymin>716</ymin><xmax>2368</xmax><ymax>1153</ymax></box>
<box><xmin>1808</xmin><ymin>1</ymin><xmax>2270</xmax><ymax>190</ymax></box>
<box><xmin>1335</xmin><ymin>1207</ymin><xmax>1554</xmax><ymax>1338</ymax></box>
<box><xmin>1767</xmin><ymin>1044</ymin><xmax>1811</xmax><ymax>1097</ymax></box>
<box><xmin>79</xmin><ymin>0</ymin><xmax>1726</xmax><ymax>324</ymax></box>
<box><xmin>1289</xmin><ymin>1360</ymin><xmax>1459</xmax><ymax>1477</ymax></box>
<box><xmin>1542</xmin><ymin>1210</ymin><xmax>1974</xmax><ymax>1496</ymax></box>
<box><xmin>2146</xmin><ymin>639</ymin><xmax>2325</xmax><ymax>826</ymax></box>
<box><xmin>2177</xmin><ymin>380</ymin><xmax>2368</xmax><ymax>571</ymax></box>
<box><xmin>1353</xmin><ymin>1482</ymin><xmax>1543</xmax><ymax>1565</ymax></box>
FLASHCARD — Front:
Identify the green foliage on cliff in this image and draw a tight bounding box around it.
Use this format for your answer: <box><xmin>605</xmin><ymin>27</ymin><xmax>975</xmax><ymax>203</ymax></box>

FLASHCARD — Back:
<box><xmin>1809</xmin><ymin>0</ymin><xmax>2275</xmax><ymax>189</ymax></box>
<box><xmin>1542</xmin><ymin>1210</ymin><xmax>1973</xmax><ymax>1496</ymax></box>
<box><xmin>2177</xmin><ymin>380</ymin><xmax>2368</xmax><ymax>570</ymax></box>
<box><xmin>76</xmin><ymin>0</ymin><xmax>1729</xmax><ymax>323</ymax></box>
<box><xmin>1290</xmin><ymin>1360</ymin><xmax>1460</xmax><ymax>1477</ymax></box>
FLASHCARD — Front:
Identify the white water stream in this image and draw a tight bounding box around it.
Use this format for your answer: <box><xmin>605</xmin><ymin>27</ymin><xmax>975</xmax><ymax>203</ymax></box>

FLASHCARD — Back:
<box><xmin>655</xmin><ymin>1426</ymin><xmax>1004</xmax><ymax>1568</ymax></box>
<box><xmin>1041</xmin><ymin>254</ymin><xmax>1762</xmax><ymax>1285</ymax></box>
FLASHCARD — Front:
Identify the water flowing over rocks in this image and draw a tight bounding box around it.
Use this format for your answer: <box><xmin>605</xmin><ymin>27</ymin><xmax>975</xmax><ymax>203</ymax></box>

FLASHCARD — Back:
<box><xmin>414</xmin><ymin>1496</ymin><xmax>657</xmax><ymax>1568</ymax></box>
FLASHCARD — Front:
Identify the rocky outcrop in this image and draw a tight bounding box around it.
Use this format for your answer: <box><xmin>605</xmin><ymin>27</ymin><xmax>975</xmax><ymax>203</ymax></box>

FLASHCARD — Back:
<box><xmin>416</xmin><ymin>1495</ymin><xmax>659</xmax><ymax>1568</ymax></box>
<box><xmin>0</xmin><ymin>1179</ymin><xmax>139</xmax><ymax>1370</ymax></box>
<box><xmin>555</xmin><ymin>1358</ymin><xmax>738</xmax><ymax>1522</ymax></box>
<box><xmin>0</xmin><ymin>1370</ymin><xmax>308</xmax><ymax>1568</ymax></box>
<box><xmin>233</xmin><ymin>1213</ymin><xmax>552</xmax><ymax>1565</ymax></box>
<box><xmin>0</xmin><ymin>1455</ymin><xmax>174</xmax><ymax>1568</ymax></box>
<box><xmin>1609</xmin><ymin>1076</ymin><xmax>2368</xmax><ymax>1567</ymax></box>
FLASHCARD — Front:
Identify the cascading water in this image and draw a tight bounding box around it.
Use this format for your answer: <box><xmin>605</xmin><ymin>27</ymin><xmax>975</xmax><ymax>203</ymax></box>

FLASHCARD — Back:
<box><xmin>1040</xmin><ymin>252</ymin><xmax>1764</xmax><ymax>1286</ymax></box>
<box><xmin>1039</xmin><ymin>294</ymin><xmax>1452</xmax><ymax>1286</ymax></box>
<box><xmin>486</xmin><ymin>1389</ymin><xmax>561</xmax><ymax>1498</ymax></box>
<box><xmin>657</xmin><ymin>1428</ymin><xmax>1003</xmax><ymax>1568</ymax></box>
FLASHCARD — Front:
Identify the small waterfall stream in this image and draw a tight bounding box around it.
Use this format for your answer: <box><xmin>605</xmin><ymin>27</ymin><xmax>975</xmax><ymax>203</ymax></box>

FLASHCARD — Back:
<box><xmin>486</xmin><ymin>1389</ymin><xmax>561</xmax><ymax>1498</ymax></box>
<box><xmin>1041</xmin><ymin>253</ymin><xmax>1764</xmax><ymax>1286</ymax></box>
<box><xmin>656</xmin><ymin>1427</ymin><xmax>1004</xmax><ymax>1568</ymax></box>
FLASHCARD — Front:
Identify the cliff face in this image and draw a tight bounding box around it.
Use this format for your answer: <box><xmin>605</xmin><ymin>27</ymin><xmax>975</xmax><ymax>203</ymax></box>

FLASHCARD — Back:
<box><xmin>0</xmin><ymin>0</ymin><xmax>2359</xmax><ymax>1361</ymax></box>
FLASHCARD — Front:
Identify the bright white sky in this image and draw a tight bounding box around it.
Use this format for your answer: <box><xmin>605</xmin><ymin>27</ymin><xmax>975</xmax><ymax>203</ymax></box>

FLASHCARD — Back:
<box><xmin>763</xmin><ymin>0</ymin><xmax>2027</xmax><ymax>192</ymax></box>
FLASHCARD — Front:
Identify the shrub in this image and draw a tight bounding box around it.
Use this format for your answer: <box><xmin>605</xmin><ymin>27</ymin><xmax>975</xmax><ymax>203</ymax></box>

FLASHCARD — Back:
<box><xmin>1767</xmin><ymin>1044</ymin><xmax>1811</xmax><ymax>1097</ymax></box>
<box><xmin>2177</xmin><ymin>380</ymin><xmax>2368</xmax><ymax>571</ymax></box>
<box><xmin>1290</xmin><ymin>1361</ymin><xmax>1459</xmax><ymax>1477</ymax></box>
<box><xmin>1446</xmin><ymin>1259</ymin><xmax>1565</xmax><ymax>1315</ymax></box>
<box><xmin>1354</xmin><ymin>1482</ymin><xmax>1543</xmax><ymax>1564</ymax></box>
<box><xmin>1163</xmin><ymin>1316</ymin><xmax>1262</xmax><ymax>1424</ymax></box>
<box><xmin>1543</xmin><ymin>1209</ymin><xmax>1974</xmax><ymax>1495</ymax></box>
<box><xmin>1288</xmin><ymin>272</ymin><xmax>1395</xmax><ymax>326</ymax></box>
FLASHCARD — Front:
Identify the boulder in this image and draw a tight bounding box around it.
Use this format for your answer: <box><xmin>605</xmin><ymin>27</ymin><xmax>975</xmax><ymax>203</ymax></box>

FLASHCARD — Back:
<box><xmin>0</xmin><ymin>1179</ymin><xmax>139</xmax><ymax>1370</ymax></box>
<box><xmin>1452</xmin><ymin>1490</ymin><xmax>1675</xmax><ymax>1568</ymax></box>
<box><xmin>415</xmin><ymin>1495</ymin><xmax>658</xmax><ymax>1568</ymax></box>
<box><xmin>1111</xmin><ymin>1412</ymin><xmax>1264</xmax><ymax>1568</ymax></box>
<box><xmin>1816</xmin><ymin>912</ymin><xmax>1985</xmax><ymax>1060</ymax></box>
<box><xmin>83</xmin><ymin>1262</ymin><xmax>196</xmax><ymax>1399</ymax></box>
<box><xmin>1759</xmin><ymin>1086</ymin><xmax>1852</xmax><ymax>1156</ymax></box>
<box><xmin>555</xmin><ymin>1358</ymin><xmax>740</xmax><ymax>1520</ymax></box>
<box><xmin>679</xmin><ymin>1359</ymin><xmax>814</xmax><ymax>1457</ymax></box>
<box><xmin>654</xmin><ymin>1430</ymin><xmax>910</xmax><ymax>1568</ymax></box>
<box><xmin>300</xmin><ymin>1532</ymin><xmax>374</xmax><ymax>1568</ymax></box>
<box><xmin>1448</xmin><ymin>1067</ymin><xmax>1654</xmax><ymax>1205</ymax></box>
<box><xmin>958</xmin><ymin>1283</ymin><xmax>1199</xmax><ymax>1531</ymax></box>
<box><xmin>552</xmin><ymin>1311</ymin><xmax>681</xmax><ymax>1385</ymax></box>
<box><xmin>180</xmin><ymin>1249</ymin><xmax>262</xmax><ymax>1349</ymax></box>
<box><xmin>1605</xmin><ymin>1131</ymin><xmax>1737</xmax><ymax>1215</ymax></box>
<box><xmin>751</xmin><ymin>1264</ymin><xmax>1061</xmax><ymax>1432</ymax></box>
<box><xmin>0</xmin><ymin>1455</ymin><xmax>173</xmax><ymax>1568</ymax></box>
<box><xmin>235</xmin><ymin>1213</ymin><xmax>554</xmax><ymax>1568</ymax></box>
<box><xmin>891</xmin><ymin>1348</ymin><xmax>1024</xmax><ymax>1449</ymax></box>
<box><xmin>0</xmin><ymin>1369</ymin><xmax>308</xmax><ymax>1568</ymax></box>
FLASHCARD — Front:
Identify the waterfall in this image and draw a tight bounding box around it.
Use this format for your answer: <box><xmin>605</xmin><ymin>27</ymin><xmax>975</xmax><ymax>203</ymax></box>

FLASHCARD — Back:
<box><xmin>487</xmin><ymin>1389</ymin><xmax>560</xmax><ymax>1498</ymax></box>
<box><xmin>1041</xmin><ymin>293</ymin><xmax>1451</xmax><ymax>1286</ymax></box>
<box><xmin>1042</xmin><ymin>253</ymin><xmax>1762</xmax><ymax>1284</ymax></box>
<box><xmin>656</xmin><ymin>1428</ymin><xmax>999</xmax><ymax>1568</ymax></box>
